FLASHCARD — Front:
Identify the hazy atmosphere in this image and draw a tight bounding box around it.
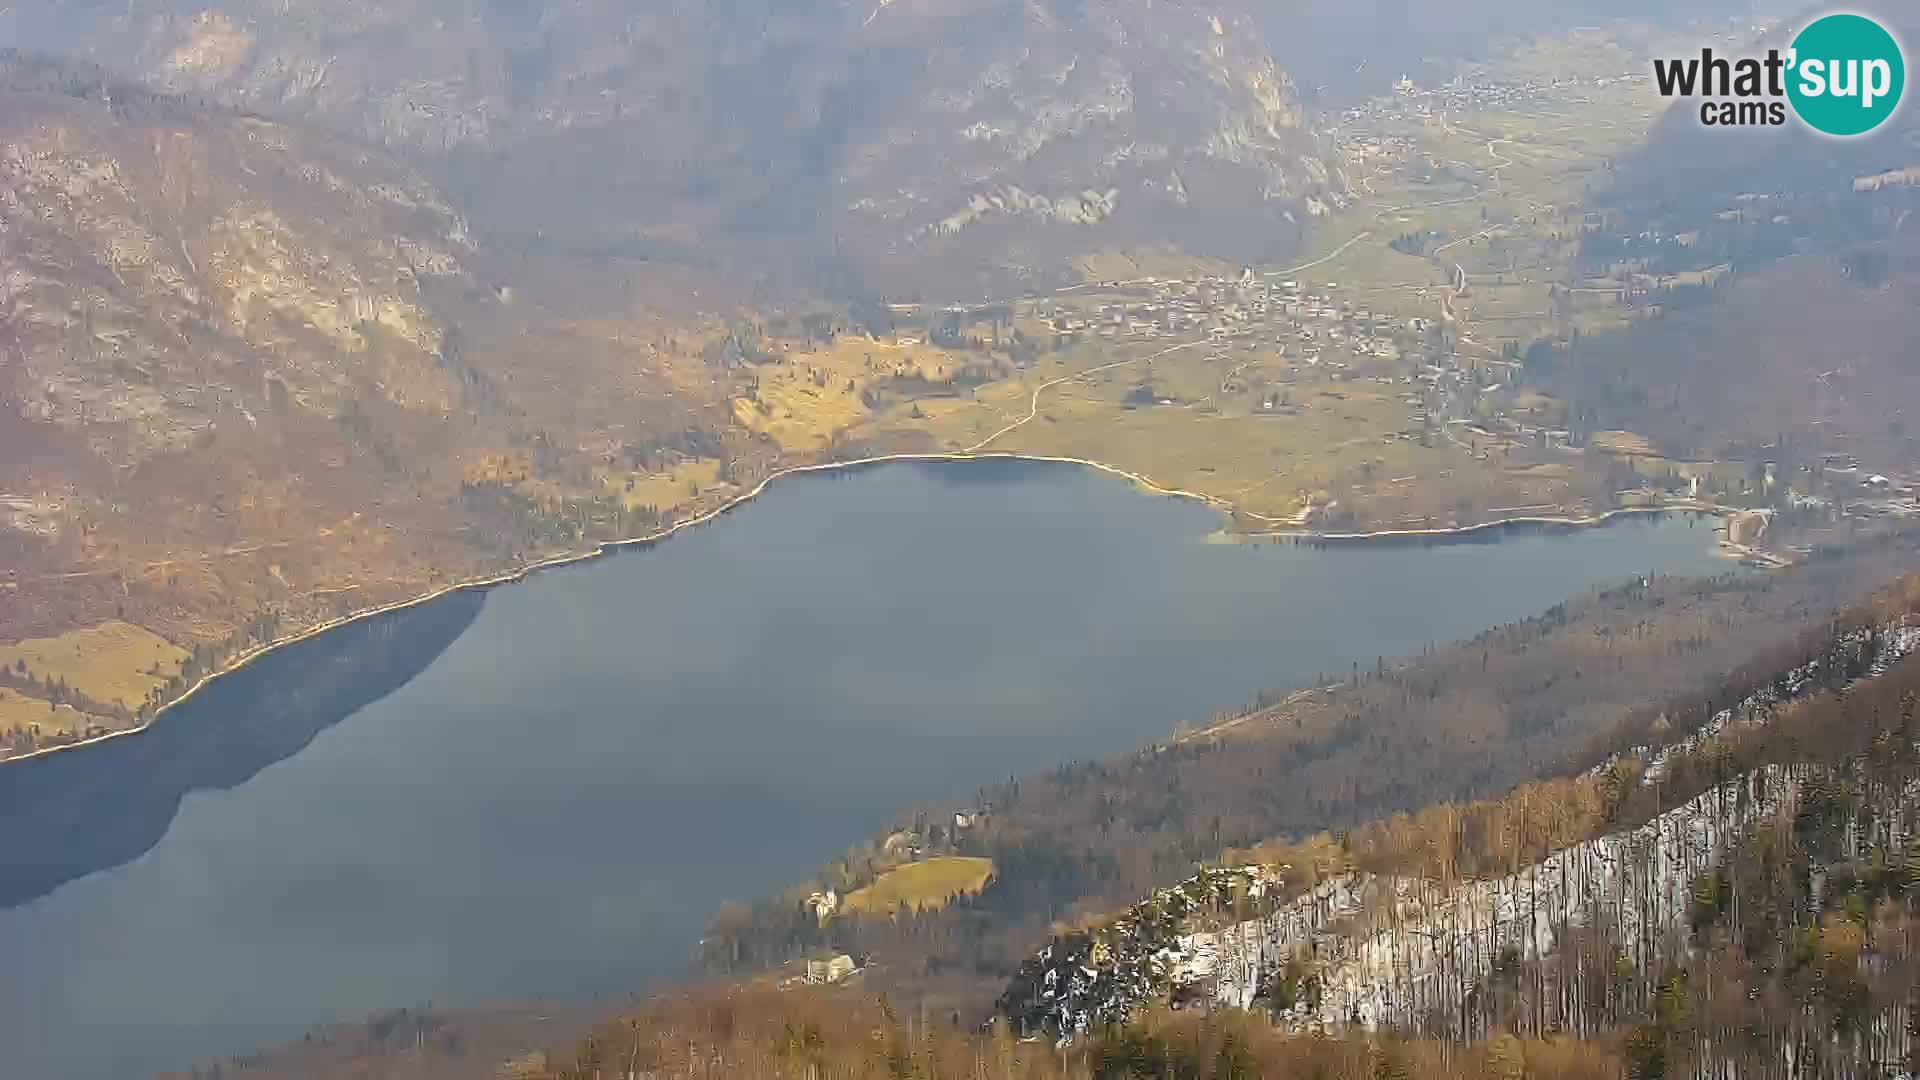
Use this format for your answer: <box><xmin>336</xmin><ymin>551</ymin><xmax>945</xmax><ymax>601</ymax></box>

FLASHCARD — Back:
<box><xmin>2</xmin><ymin>2</ymin><xmax>1919</xmax><ymax>1078</ymax></box>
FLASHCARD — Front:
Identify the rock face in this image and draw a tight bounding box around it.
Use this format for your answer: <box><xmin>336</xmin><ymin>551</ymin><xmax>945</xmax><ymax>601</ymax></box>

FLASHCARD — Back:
<box><xmin>1185</xmin><ymin>769</ymin><xmax>1809</xmax><ymax>1029</ymax></box>
<box><xmin>831</xmin><ymin>1</ymin><xmax>1335</xmax><ymax>294</ymax></box>
<box><xmin>0</xmin><ymin>54</ymin><xmax>472</xmax><ymax>467</ymax></box>
<box><xmin>1013</xmin><ymin>763</ymin><xmax>1920</xmax><ymax>1044</ymax></box>
<box><xmin>1001</xmin><ymin>618</ymin><xmax>1920</xmax><ymax>1042</ymax></box>
<box><xmin>0</xmin><ymin>55</ymin><xmax>491</xmax><ymax>659</ymax></box>
<box><xmin>0</xmin><ymin>0</ymin><xmax>1338</xmax><ymax>295</ymax></box>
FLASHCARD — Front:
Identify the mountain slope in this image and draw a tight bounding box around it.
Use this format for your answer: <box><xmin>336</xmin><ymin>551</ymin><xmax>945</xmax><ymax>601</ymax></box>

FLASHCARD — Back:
<box><xmin>1541</xmin><ymin>2</ymin><xmax>1920</xmax><ymax>469</ymax></box>
<box><xmin>1</xmin><ymin>54</ymin><xmax>475</xmax><ymax>466</ymax></box>
<box><xmin>0</xmin><ymin>0</ymin><xmax>1339</xmax><ymax>295</ymax></box>
<box><xmin>828</xmin><ymin>0</ymin><xmax>1336</xmax><ymax>296</ymax></box>
<box><xmin>1000</xmin><ymin>614</ymin><xmax>1920</xmax><ymax>1040</ymax></box>
<box><xmin>1254</xmin><ymin>0</ymin><xmax>1768</xmax><ymax>101</ymax></box>
<box><xmin>0</xmin><ymin>55</ymin><xmax>743</xmax><ymax>755</ymax></box>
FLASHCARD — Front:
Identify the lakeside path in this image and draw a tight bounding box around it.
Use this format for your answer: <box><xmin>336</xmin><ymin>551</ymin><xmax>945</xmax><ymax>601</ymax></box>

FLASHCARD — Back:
<box><xmin>1278</xmin><ymin>500</ymin><xmax>1732</xmax><ymax>542</ymax></box>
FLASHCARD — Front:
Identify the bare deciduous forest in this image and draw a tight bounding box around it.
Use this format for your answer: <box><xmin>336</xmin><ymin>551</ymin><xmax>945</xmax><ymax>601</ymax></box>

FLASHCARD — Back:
<box><xmin>524</xmin><ymin>578</ymin><xmax>1920</xmax><ymax>1080</ymax></box>
<box><xmin>703</xmin><ymin>538</ymin><xmax>1920</xmax><ymax>1021</ymax></box>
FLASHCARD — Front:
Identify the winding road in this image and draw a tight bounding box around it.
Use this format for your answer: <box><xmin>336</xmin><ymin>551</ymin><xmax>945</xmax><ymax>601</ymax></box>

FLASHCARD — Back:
<box><xmin>1275</xmin><ymin>230</ymin><xmax>1375</xmax><ymax>277</ymax></box>
<box><xmin>964</xmin><ymin>340</ymin><xmax>1209</xmax><ymax>453</ymax></box>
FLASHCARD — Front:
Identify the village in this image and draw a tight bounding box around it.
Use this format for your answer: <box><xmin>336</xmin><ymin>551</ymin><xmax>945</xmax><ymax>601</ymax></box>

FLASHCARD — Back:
<box><xmin>1035</xmin><ymin>271</ymin><xmax>1428</xmax><ymax>378</ymax></box>
<box><xmin>829</xmin><ymin>15</ymin><xmax>1920</xmax><ymax>542</ymax></box>
<box><xmin>1341</xmin><ymin>67</ymin><xmax>1651</xmax><ymax>129</ymax></box>
<box><xmin>899</xmin><ymin>252</ymin><xmax>1920</xmax><ymax>541</ymax></box>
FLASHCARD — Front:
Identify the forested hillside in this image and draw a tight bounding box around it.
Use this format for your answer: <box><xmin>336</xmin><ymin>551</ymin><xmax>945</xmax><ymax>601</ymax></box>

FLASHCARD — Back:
<box><xmin>702</xmin><ymin>535</ymin><xmax>1920</xmax><ymax>1020</ymax></box>
<box><xmin>507</xmin><ymin>575</ymin><xmax>1920</xmax><ymax>1079</ymax></box>
<box><xmin>170</xmin><ymin>549</ymin><xmax>1920</xmax><ymax>1080</ymax></box>
<box><xmin>1538</xmin><ymin>1</ymin><xmax>1920</xmax><ymax>471</ymax></box>
<box><xmin>1000</xmin><ymin>601</ymin><xmax>1920</xmax><ymax>1045</ymax></box>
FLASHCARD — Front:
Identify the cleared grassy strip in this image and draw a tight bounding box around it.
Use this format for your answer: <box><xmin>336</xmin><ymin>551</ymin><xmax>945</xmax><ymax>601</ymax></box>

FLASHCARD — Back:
<box><xmin>0</xmin><ymin>621</ymin><xmax>187</xmax><ymax>711</ymax></box>
<box><xmin>0</xmin><ymin>686</ymin><xmax>98</xmax><ymax>739</ymax></box>
<box><xmin>845</xmin><ymin>857</ymin><xmax>995</xmax><ymax>915</ymax></box>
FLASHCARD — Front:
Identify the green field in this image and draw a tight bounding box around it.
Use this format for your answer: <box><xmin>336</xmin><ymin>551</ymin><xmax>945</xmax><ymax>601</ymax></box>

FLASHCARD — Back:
<box><xmin>0</xmin><ymin>620</ymin><xmax>187</xmax><ymax>711</ymax></box>
<box><xmin>845</xmin><ymin>857</ymin><xmax>996</xmax><ymax>915</ymax></box>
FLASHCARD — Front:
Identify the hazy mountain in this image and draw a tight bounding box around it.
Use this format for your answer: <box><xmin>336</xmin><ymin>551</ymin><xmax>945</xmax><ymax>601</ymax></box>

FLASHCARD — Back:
<box><xmin>1254</xmin><ymin>0</ymin><xmax>1771</xmax><ymax>101</ymax></box>
<box><xmin>1606</xmin><ymin>2</ymin><xmax>1920</xmax><ymax>213</ymax></box>
<box><xmin>0</xmin><ymin>0</ymin><xmax>1340</xmax><ymax>297</ymax></box>
<box><xmin>0</xmin><ymin>53</ymin><xmax>476</xmax><ymax>470</ymax></box>
<box><xmin>1543</xmin><ymin>2</ymin><xmax>1920</xmax><ymax>468</ymax></box>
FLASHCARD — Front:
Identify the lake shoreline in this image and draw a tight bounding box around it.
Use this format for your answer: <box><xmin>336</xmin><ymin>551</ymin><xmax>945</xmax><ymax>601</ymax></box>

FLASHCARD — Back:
<box><xmin>0</xmin><ymin>450</ymin><xmax>1731</xmax><ymax>768</ymax></box>
<box><xmin>1262</xmin><ymin>502</ymin><xmax>1735</xmax><ymax>545</ymax></box>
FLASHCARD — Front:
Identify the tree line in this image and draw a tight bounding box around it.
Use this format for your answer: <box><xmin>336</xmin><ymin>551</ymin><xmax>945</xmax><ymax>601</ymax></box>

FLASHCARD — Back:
<box><xmin>699</xmin><ymin>537</ymin><xmax>1920</xmax><ymax>1021</ymax></box>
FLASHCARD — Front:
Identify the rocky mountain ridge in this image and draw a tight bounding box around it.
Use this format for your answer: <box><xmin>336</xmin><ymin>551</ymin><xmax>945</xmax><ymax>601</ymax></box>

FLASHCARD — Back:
<box><xmin>0</xmin><ymin>0</ymin><xmax>1339</xmax><ymax>296</ymax></box>
<box><xmin>1001</xmin><ymin>616</ymin><xmax>1920</xmax><ymax>1044</ymax></box>
<box><xmin>1</xmin><ymin>53</ymin><xmax>475</xmax><ymax>466</ymax></box>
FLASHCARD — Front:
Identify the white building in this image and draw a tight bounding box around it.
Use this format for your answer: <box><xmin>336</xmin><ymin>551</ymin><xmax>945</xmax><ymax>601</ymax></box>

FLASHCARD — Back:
<box><xmin>805</xmin><ymin>953</ymin><xmax>858</xmax><ymax>985</ymax></box>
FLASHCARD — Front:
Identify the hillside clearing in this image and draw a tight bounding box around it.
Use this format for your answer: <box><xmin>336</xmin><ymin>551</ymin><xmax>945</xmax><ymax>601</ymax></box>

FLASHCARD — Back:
<box><xmin>845</xmin><ymin>857</ymin><xmax>995</xmax><ymax>915</ymax></box>
<box><xmin>0</xmin><ymin>621</ymin><xmax>187</xmax><ymax>711</ymax></box>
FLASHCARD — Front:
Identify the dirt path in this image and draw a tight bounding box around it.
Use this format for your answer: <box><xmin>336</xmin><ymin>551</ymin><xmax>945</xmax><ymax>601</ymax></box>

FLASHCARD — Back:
<box><xmin>1275</xmin><ymin>230</ymin><xmax>1375</xmax><ymax>277</ymax></box>
<box><xmin>964</xmin><ymin>340</ymin><xmax>1209</xmax><ymax>453</ymax></box>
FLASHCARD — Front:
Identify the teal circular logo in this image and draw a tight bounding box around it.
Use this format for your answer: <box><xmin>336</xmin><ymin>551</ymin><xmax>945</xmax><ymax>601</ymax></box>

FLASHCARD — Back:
<box><xmin>1788</xmin><ymin>13</ymin><xmax>1906</xmax><ymax>137</ymax></box>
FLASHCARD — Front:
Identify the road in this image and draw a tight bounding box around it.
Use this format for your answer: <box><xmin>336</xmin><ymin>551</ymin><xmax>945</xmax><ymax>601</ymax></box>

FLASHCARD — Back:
<box><xmin>1432</xmin><ymin>227</ymin><xmax>1497</xmax><ymax>260</ymax></box>
<box><xmin>1272</xmin><ymin>231</ymin><xmax>1374</xmax><ymax>276</ymax></box>
<box><xmin>964</xmin><ymin>340</ymin><xmax>1209</xmax><ymax>453</ymax></box>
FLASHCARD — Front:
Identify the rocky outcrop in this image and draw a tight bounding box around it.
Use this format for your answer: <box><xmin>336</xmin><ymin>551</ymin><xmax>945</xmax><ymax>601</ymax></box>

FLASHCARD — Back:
<box><xmin>1002</xmin><ymin>618</ymin><xmax>1920</xmax><ymax>1042</ymax></box>
<box><xmin>0</xmin><ymin>57</ymin><xmax>474</xmax><ymax>465</ymax></box>
<box><xmin>0</xmin><ymin>0</ymin><xmax>1339</xmax><ymax>293</ymax></box>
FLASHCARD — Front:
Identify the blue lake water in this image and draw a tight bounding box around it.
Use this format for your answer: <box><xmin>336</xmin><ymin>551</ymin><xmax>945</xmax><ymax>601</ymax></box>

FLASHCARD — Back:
<box><xmin>0</xmin><ymin>459</ymin><xmax>1735</xmax><ymax>1077</ymax></box>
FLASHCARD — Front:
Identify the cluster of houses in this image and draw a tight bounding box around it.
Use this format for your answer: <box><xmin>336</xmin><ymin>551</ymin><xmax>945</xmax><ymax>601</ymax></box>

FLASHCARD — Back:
<box><xmin>1336</xmin><ymin>131</ymin><xmax>1417</xmax><ymax>185</ymax></box>
<box><xmin>1628</xmin><ymin>456</ymin><xmax>1919</xmax><ymax>529</ymax></box>
<box><xmin>1816</xmin><ymin>458</ymin><xmax>1920</xmax><ymax>521</ymax></box>
<box><xmin>1340</xmin><ymin>68</ymin><xmax>1643</xmax><ymax>128</ymax></box>
<box><xmin>1034</xmin><ymin>273</ymin><xmax>1430</xmax><ymax>379</ymax></box>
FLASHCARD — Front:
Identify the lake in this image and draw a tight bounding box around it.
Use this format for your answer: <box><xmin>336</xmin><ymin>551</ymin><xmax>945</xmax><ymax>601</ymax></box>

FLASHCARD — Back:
<box><xmin>0</xmin><ymin>459</ymin><xmax>1734</xmax><ymax>1078</ymax></box>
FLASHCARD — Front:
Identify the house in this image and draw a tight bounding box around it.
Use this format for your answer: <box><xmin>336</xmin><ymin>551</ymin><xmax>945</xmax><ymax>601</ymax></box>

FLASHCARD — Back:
<box><xmin>1727</xmin><ymin>509</ymin><xmax>1772</xmax><ymax>547</ymax></box>
<box><xmin>805</xmin><ymin>953</ymin><xmax>858</xmax><ymax>985</ymax></box>
<box><xmin>805</xmin><ymin>889</ymin><xmax>839</xmax><ymax>922</ymax></box>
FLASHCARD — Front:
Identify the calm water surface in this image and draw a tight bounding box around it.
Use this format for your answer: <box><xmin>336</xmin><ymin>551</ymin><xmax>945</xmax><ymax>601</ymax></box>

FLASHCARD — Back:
<box><xmin>0</xmin><ymin>460</ymin><xmax>1734</xmax><ymax>1077</ymax></box>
